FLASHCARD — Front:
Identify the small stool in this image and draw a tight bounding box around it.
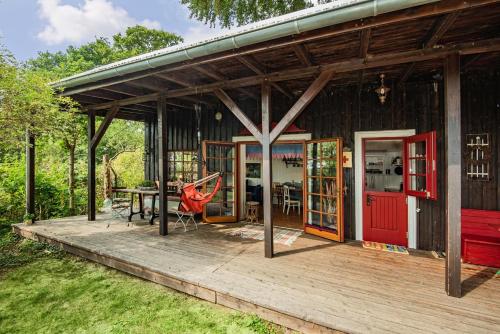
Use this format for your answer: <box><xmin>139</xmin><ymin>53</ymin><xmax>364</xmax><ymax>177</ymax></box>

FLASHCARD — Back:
<box><xmin>246</xmin><ymin>201</ymin><xmax>259</xmax><ymax>224</ymax></box>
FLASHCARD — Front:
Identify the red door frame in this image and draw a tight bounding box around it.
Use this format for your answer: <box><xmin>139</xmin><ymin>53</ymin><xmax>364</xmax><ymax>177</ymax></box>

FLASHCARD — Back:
<box><xmin>362</xmin><ymin>137</ymin><xmax>408</xmax><ymax>246</ymax></box>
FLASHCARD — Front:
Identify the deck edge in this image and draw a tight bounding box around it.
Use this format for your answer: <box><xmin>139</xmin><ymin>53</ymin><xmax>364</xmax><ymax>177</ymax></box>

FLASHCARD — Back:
<box><xmin>13</xmin><ymin>224</ymin><xmax>341</xmax><ymax>334</ymax></box>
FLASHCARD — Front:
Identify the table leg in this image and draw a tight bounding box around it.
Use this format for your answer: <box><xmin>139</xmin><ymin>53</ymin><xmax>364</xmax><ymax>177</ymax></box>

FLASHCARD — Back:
<box><xmin>128</xmin><ymin>193</ymin><xmax>134</xmax><ymax>222</ymax></box>
<box><xmin>149</xmin><ymin>195</ymin><xmax>156</xmax><ymax>225</ymax></box>
<box><xmin>139</xmin><ymin>194</ymin><xmax>144</xmax><ymax>219</ymax></box>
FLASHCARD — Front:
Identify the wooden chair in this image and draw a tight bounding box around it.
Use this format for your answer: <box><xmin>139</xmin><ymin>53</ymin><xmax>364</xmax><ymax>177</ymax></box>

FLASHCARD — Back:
<box><xmin>283</xmin><ymin>185</ymin><xmax>300</xmax><ymax>215</ymax></box>
<box><xmin>272</xmin><ymin>183</ymin><xmax>283</xmax><ymax>206</ymax></box>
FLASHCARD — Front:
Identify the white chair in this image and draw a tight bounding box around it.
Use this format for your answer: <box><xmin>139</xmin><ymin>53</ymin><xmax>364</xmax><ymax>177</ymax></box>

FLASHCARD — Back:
<box><xmin>283</xmin><ymin>185</ymin><xmax>301</xmax><ymax>215</ymax></box>
<box><xmin>170</xmin><ymin>209</ymin><xmax>197</xmax><ymax>232</ymax></box>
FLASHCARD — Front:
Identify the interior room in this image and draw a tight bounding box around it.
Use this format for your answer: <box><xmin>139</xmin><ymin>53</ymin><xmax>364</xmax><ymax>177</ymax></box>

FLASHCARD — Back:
<box><xmin>243</xmin><ymin>143</ymin><xmax>304</xmax><ymax>229</ymax></box>
<box><xmin>364</xmin><ymin>139</ymin><xmax>404</xmax><ymax>193</ymax></box>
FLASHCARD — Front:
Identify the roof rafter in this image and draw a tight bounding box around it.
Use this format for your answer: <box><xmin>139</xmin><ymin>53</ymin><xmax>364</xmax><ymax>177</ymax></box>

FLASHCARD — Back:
<box><xmin>359</xmin><ymin>28</ymin><xmax>371</xmax><ymax>60</ymax></box>
<box><xmin>398</xmin><ymin>11</ymin><xmax>460</xmax><ymax>86</ymax></box>
<box><xmin>236</xmin><ymin>55</ymin><xmax>294</xmax><ymax>98</ymax></box>
<box><xmin>85</xmin><ymin>37</ymin><xmax>500</xmax><ymax>111</ymax></box>
<box><xmin>192</xmin><ymin>64</ymin><xmax>258</xmax><ymax>100</ymax></box>
<box><xmin>60</xmin><ymin>0</ymin><xmax>497</xmax><ymax>97</ymax></box>
<box><xmin>293</xmin><ymin>44</ymin><xmax>313</xmax><ymax>67</ymax></box>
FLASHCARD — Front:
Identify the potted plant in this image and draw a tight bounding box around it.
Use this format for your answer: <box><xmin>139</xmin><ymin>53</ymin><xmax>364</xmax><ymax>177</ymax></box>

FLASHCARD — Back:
<box><xmin>136</xmin><ymin>180</ymin><xmax>156</xmax><ymax>191</ymax></box>
<box><xmin>23</xmin><ymin>213</ymin><xmax>35</xmax><ymax>225</ymax></box>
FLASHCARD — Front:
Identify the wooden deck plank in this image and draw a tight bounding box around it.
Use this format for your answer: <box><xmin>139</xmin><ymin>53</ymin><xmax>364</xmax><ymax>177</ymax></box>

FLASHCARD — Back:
<box><xmin>13</xmin><ymin>215</ymin><xmax>500</xmax><ymax>334</ymax></box>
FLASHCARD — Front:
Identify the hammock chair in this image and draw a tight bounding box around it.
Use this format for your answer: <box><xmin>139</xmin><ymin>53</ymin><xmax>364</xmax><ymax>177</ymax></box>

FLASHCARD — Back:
<box><xmin>178</xmin><ymin>172</ymin><xmax>223</xmax><ymax>214</ymax></box>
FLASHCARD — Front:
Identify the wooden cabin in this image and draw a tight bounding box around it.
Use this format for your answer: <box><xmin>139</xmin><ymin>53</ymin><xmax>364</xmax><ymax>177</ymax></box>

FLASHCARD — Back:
<box><xmin>25</xmin><ymin>0</ymin><xmax>500</xmax><ymax>300</ymax></box>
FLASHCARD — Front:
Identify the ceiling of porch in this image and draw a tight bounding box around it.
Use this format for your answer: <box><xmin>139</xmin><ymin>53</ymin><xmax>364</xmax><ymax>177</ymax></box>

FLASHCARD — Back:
<box><xmin>63</xmin><ymin>0</ymin><xmax>500</xmax><ymax>121</ymax></box>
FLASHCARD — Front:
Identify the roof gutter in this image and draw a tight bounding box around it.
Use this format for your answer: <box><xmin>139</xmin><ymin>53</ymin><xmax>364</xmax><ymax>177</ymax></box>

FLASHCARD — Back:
<box><xmin>53</xmin><ymin>0</ymin><xmax>439</xmax><ymax>91</ymax></box>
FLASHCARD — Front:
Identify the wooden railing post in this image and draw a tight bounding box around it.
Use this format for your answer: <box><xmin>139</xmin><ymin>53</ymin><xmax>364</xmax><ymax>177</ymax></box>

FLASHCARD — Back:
<box><xmin>444</xmin><ymin>53</ymin><xmax>461</xmax><ymax>297</ymax></box>
<box><xmin>157</xmin><ymin>96</ymin><xmax>169</xmax><ymax>236</ymax></box>
<box><xmin>25</xmin><ymin>130</ymin><xmax>35</xmax><ymax>222</ymax></box>
<box><xmin>88</xmin><ymin>110</ymin><xmax>96</xmax><ymax>221</ymax></box>
<box><xmin>261</xmin><ymin>82</ymin><xmax>273</xmax><ymax>258</ymax></box>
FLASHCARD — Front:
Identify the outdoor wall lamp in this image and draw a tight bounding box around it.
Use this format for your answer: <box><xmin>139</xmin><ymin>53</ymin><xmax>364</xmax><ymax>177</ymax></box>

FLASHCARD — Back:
<box><xmin>215</xmin><ymin>111</ymin><xmax>223</xmax><ymax>122</ymax></box>
<box><xmin>375</xmin><ymin>74</ymin><xmax>390</xmax><ymax>104</ymax></box>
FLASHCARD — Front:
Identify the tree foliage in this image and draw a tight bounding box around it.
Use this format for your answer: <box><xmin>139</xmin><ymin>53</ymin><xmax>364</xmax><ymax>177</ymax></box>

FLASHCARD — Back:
<box><xmin>181</xmin><ymin>0</ymin><xmax>334</xmax><ymax>28</ymax></box>
<box><xmin>1</xmin><ymin>25</ymin><xmax>182</xmax><ymax>221</ymax></box>
<box><xmin>28</xmin><ymin>25</ymin><xmax>183</xmax><ymax>79</ymax></box>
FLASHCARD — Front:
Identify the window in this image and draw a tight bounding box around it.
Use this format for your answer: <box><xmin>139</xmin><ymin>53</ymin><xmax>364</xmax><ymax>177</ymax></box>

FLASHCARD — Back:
<box><xmin>168</xmin><ymin>151</ymin><xmax>198</xmax><ymax>183</ymax></box>
<box><xmin>404</xmin><ymin>131</ymin><xmax>437</xmax><ymax>200</ymax></box>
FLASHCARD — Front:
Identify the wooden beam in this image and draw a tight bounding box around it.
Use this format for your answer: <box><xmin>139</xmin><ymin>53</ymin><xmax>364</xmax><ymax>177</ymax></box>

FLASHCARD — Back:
<box><xmin>424</xmin><ymin>12</ymin><xmax>460</xmax><ymax>49</ymax></box>
<box><xmin>128</xmin><ymin>77</ymin><xmax>212</xmax><ymax>107</ymax></box>
<box><xmin>444</xmin><ymin>53</ymin><xmax>461</xmax><ymax>298</ymax></box>
<box><xmin>270</xmin><ymin>70</ymin><xmax>334</xmax><ymax>142</ymax></box>
<box><xmin>60</xmin><ymin>0</ymin><xmax>498</xmax><ymax>96</ymax></box>
<box><xmin>261</xmin><ymin>82</ymin><xmax>273</xmax><ymax>258</ymax></box>
<box><xmin>293</xmin><ymin>44</ymin><xmax>313</xmax><ymax>66</ymax></box>
<box><xmin>214</xmin><ymin>89</ymin><xmax>263</xmax><ymax>143</ymax></box>
<box><xmin>90</xmin><ymin>105</ymin><xmax>120</xmax><ymax>149</ymax></box>
<box><xmin>359</xmin><ymin>28</ymin><xmax>371</xmax><ymax>59</ymax></box>
<box><xmin>462</xmin><ymin>54</ymin><xmax>482</xmax><ymax>72</ymax></box>
<box><xmin>399</xmin><ymin>12</ymin><xmax>460</xmax><ymax>85</ymax></box>
<box><xmin>25</xmin><ymin>130</ymin><xmax>35</xmax><ymax>221</ymax></box>
<box><xmin>157</xmin><ymin>96</ymin><xmax>169</xmax><ymax>236</ymax></box>
<box><xmin>86</xmin><ymin>37</ymin><xmax>500</xmax><ymax>111</ymax></box>
<box><xmin>154</xmin><ymin>73</ymin><xmax>192</xmax><ymax>87</ymax></box>
<box><xmin>193</xmin><ymin>65</ymin><xmax>258</xmax><ymax>99</ymax></box>
<box><xmin>87</xmin><ymin>110</ymin><xmax>96</xmax><ymax>221</ymax></box>
<box><xmin>237</xmin><ymin>56</ymin><xmax>293</xmax><ymax>98</ymax></box>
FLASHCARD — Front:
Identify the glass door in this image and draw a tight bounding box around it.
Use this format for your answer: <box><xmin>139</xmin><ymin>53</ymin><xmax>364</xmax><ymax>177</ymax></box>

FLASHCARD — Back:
<box><xmin>304</xmin><ymin>138</ymin><xmax>344</xmax><ymax>242</ymax></box>
<box><xmin>202</xmin><ymin>141</ymin><xmax>237</xmax><ymax>223</ymax></box>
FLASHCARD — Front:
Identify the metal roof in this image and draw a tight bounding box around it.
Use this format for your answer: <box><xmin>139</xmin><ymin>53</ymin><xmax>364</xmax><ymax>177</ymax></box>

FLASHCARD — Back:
<box><xmin>53</xmin><ymin>0</ymin><xmax>439</xmax><ymax>90</ymax></box>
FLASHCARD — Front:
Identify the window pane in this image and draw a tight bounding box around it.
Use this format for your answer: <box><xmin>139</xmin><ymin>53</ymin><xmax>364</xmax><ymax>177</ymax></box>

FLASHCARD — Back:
<box><xmin>322</xmin><ymin>214</ymin><xmax>337</xmax><ymax>231</ymax></box>
<box><xmin>306</xmin><ymin>211</ymin><xmax>321</xmax><ymax>227</ymax></box>
<box><xmin>321</xmin><ymin>141</ymin><xmax>337</xmax><ymax>159</ymax></box>
<box><xmin>307</xmin><ymin>194</ymin><xmax>321</xmax><ymax>211</ymax></box>
<box><xmin>307</xmin><ymin>177</ymin><xmax>320</xmax><ymax>194</ymax></box>
<box><xmin>307</xmin><ymin>159</ymin><xmax>321</xmax><ymax>176</ymax></box>
<box><xmin>307</xmin><ymin>142</ymin><xmax>320</xmax><ymax>160</ymax></box>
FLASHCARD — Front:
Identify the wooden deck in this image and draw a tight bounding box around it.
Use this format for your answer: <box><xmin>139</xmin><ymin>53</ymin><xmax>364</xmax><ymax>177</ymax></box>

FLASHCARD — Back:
<box><xmin>13</xmin><ymin>215</ymin><xmax>500</xmax><ymax>334</ymax></box>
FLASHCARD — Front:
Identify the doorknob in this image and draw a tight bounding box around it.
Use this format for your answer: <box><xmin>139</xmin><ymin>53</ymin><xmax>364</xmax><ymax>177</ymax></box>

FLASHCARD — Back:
<box><xmin>367</xmin><ymin>194</ymin><xmax>373</xmax><ymax>206</ymax></box>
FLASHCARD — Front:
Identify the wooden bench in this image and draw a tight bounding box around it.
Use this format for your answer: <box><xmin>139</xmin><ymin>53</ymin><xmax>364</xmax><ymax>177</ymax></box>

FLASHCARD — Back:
<box><xmin>462</xmin><ymin>208</ymin><xmax>500</xmax><ymax>268</ymax></box>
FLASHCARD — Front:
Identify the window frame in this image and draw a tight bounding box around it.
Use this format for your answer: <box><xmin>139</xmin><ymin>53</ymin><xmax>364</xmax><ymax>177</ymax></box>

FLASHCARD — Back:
<box><xmin>168</xmin><ymin>150</ymin><xmax>198</xmax><ymax>183</ymax></box>
<box><xmin>403</xmin><ymin>131</ymin><xmax>437</xmax><ymax>200</ymax></box>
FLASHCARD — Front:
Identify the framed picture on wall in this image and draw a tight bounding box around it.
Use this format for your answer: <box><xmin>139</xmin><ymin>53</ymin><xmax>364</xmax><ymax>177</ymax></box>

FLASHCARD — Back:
<box><xmin>246</xmin><ymin>163</ymin><xmax>261</xmax><ymax>178</ymax></box>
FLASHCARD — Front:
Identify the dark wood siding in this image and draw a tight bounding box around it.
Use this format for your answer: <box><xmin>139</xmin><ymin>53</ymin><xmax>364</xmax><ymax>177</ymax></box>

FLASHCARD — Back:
<box><xmin>146</xmin><ymin>71</ymin><xmax>500</xmax><ymax>251</ymax></box>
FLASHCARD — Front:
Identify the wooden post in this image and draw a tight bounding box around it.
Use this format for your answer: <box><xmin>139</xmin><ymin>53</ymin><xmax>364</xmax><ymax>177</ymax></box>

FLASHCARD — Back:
<box><xmin>144</xmin><ymin>117</ymin><xmax>151</xmax><ymax>180</ymax></box>
<box><xmin>157</xmin><ymin>96</ymin><xmax>169</xmax><ymax>236</ymax></box>
<box><xmin>25</xmin><ymin>130</ymin><xmax>35</xmax><ymax>221</ymax></box>
<box><xmin>261</xmin><ymin>82</ymin><xmax>273</xmax><ymax>258</ymax></box>
<box><xmin>444</xmin><ymin>53</ymin><xmax>461</xmax><ymax>297</ymax></box>
<box><xmin>88</xmin><ymin>110</ymin><xmax>96</xmax><ymax>221</ymax></box>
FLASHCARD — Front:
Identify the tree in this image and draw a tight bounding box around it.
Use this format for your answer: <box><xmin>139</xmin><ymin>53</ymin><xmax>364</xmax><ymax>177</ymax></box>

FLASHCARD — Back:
<box><xmin>0</xmin><ymin>47</ymin><xmax>60</xmax><ymax>149</ymax></box>
<box><xmin>28</xmin><ymin>25</ymin><xmax>183</xmax><ymax>79</ymax></box>
<box><xmin>181</xmin><ymin>0</ymin><xmax>328</xmax><ymax>28</ymax></box>
<box><xmin>25</xmin><ymin>25</ymin><xmax>182</xmax><ymax>215</ymax></box>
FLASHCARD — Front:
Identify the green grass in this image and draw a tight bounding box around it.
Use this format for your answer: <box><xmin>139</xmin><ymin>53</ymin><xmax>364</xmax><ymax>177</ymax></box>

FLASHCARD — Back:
<box><xmin>0</xmin><ymin>220</ymin><xmax>284</xmax><ymax>334</ymax></box>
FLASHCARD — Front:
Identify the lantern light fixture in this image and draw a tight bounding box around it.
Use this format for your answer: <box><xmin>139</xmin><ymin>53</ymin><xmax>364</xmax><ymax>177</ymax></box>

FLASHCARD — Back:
<box><xmin>375</xmin><ymin>74</ymin><xmax>390</xmax><ymax>104</ymax></box>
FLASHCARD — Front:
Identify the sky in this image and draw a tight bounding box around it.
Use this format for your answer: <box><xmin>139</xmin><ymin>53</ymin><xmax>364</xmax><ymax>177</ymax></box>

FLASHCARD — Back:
<box><xmin>0</xmin><ymin>0</ymin><xmax>226</xmax><ymax>62</ymax></box>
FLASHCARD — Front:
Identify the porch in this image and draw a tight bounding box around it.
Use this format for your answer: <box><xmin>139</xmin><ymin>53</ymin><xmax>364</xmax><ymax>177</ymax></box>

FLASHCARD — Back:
<box><xmin>13</xmin><ymin>215</ymin><xmax>500</xmax><ymax>334</ymax></box>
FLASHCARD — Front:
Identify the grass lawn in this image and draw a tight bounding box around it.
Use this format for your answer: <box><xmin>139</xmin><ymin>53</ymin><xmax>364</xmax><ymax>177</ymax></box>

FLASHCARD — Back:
<box><xmin>0</xmin><ymin>220</ymin><xmax>285</xmax><ymax>334</ymax></box>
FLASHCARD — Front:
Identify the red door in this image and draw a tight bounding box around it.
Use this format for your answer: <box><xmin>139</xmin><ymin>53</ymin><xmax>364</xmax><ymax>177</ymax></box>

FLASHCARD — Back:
<box><xmin>363</xmin><ymin>191</ymin><xmax>408</xmax><ymax>246</ymax></box>
<box><xmin>362</xmin><ymin>138</ymin><xmax>408</xmax><ymax>246</ymax></box>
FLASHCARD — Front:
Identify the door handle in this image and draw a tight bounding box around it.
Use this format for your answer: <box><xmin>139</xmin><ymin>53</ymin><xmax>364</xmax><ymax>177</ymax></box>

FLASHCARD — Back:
<box><xmin>367</xmin><ymin>194</ymin><xmax>373</xmax><ymax>206</ymax></box>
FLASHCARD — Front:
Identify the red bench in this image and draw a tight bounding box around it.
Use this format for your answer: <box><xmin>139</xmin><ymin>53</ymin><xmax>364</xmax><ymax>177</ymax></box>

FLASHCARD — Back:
<box><xmin>461</xmin><ymin>209</ymin><xmax>500</xmax><ymax>268</ymax></box>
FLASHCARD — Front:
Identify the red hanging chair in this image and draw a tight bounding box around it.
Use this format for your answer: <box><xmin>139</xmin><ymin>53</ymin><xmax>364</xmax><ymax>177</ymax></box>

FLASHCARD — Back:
<box><xmin>179</xmin><ymin>172</ymin><xmax>223</xmax><ymax>214</ymax></box>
